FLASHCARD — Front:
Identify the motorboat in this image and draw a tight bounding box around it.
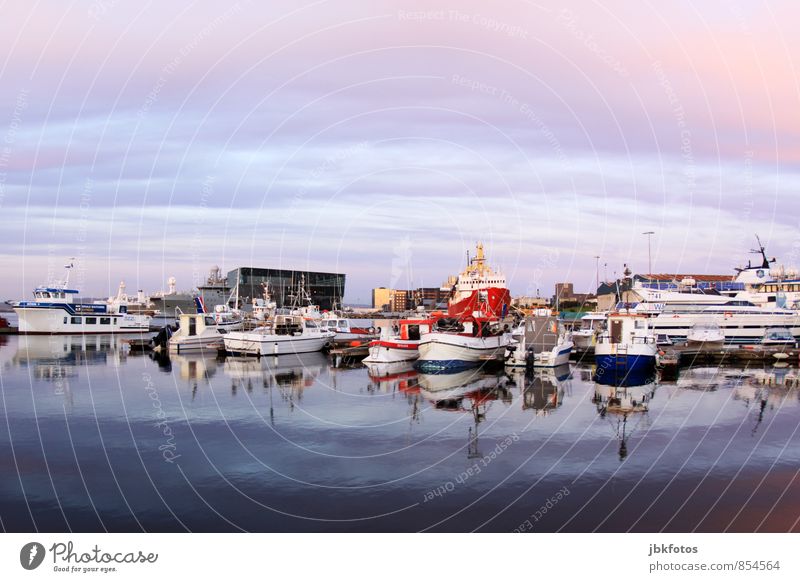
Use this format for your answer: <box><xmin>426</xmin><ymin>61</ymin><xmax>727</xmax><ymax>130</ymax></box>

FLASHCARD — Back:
<box><xmin>13</xmin><ymin>262</ymin><xmax>150</xmax><ymax>334</ymax></box>
<box><xmin>686</xmin><ymin>322</ymin><xmax>725</xmax><ymax>347</ymax></box>
<box><xmin>571</xmin><ymin>312</ymin><xmax>607</xmax><ymax>351</ymax></box>
<box><xmin>761</xmin><ymin>327</ymin><xmax>797</xmax><ymax>347</ymax></box>
<box><xmin>168</xmin><ymin>312</ymin><xmax>230</xmax><ymax>353</ymax></box>
<box><xmin>363</xmin><ymin>315</ymin><xmax>438</xmax><ymax>363</ymax></box>
<box><xmin>319</xmin><ymin>317</ymin><xmax>378</xmax><ymax>342</ymax></box>
<box><xmin>594</xmin><ymin>312</ymin><xmax>658</xmax><ymax>384</ymax></box>
<box><xmin>504</xmin><ymin>315</ymin><xmax>574</xmax><ymax>368</ymax></box>
<box><xmin>223</xmin><ymin>314</ymin><xmax>334</xmax><ymax>356</ymax></box>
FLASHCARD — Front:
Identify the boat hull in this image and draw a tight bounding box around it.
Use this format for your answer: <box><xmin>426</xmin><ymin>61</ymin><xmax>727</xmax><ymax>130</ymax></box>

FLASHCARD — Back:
<box><xmin>415</xmin><ymin>332</ymin><xmax>512</xmax><ymax>371</ymax></box>
<box><xmin>14</xmin><ymin>306</ymin><xmax>150</xmax><ymax>334</ymax></box>
<box><xmin>448</xmin><ymin>287</ymin><xmax>511</xmax><ymax>319</ymax></box>
<box><xmin>363</xmin><ymin>340</ymin><xmax>421</xmax><ymax>363</ymax></box>
<box><xmin>223</xmin><ymin>332</ymin><xmax>333</xmax><ymax>356</ymax></box>
<box><xmin>505</xmin><ymin>342</ymin><xmax>574</xmax><ymax>368</ymax></box>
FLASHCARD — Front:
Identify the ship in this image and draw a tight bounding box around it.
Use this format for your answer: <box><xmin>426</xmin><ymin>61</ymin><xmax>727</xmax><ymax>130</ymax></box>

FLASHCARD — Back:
<box><xmin>446</xmin><ymin>243</ymin><xmax>510</xmax><ymax>319</ymax></box>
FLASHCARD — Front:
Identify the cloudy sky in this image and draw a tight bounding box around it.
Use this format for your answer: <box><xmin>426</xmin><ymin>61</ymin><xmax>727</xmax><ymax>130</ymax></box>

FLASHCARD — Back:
<box><xmin>2</xmin><ymin>0</ymin><xmax>799</xmax><ymax>303</ymax></box>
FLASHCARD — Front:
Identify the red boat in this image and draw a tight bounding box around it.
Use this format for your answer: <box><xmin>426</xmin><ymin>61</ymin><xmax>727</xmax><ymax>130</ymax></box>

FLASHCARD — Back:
<box><xmin>447</xmin><ymin>243</ymin><xmax>510</xmax><ymax>319</ymax></box>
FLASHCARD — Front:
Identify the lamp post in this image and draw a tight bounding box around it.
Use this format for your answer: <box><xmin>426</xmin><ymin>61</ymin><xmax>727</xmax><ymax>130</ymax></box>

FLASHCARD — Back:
<box><xmin>593</xmin><ymin>255</ymin><xmax>600</xmax><ymax>293</ymax></box>
<box><xmin>642</xmin><ymin>231</ymin><xmax>655</xmax><ymax>278</ymax></box>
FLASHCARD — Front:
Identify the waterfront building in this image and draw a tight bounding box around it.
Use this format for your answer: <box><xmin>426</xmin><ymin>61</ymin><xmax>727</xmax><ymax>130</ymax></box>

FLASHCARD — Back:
<box><xmin>227</xmin><ymin>267</ymin><xmax>345</xmax><ymax>311</ymax></box>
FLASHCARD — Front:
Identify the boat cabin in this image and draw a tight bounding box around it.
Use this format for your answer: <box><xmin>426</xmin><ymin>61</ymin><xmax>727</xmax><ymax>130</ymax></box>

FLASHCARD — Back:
<box><xmin>32</xmin><ymin>287</ymin><xmax>79</xmax><ymax>303</ymax></box>
<box><xmin>176</xmin><ymin>313</ymin><xmax>218</xmax><ymax>337</ymax></box>
<box><xmin>601</xmin><ymin>313</ymin><xmax>655</xmax><ymax>346</ymax></box>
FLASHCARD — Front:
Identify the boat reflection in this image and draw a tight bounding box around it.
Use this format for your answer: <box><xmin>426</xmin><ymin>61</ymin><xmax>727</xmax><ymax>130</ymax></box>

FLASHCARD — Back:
<box><xmin>593</xmin><ymin>375</ymin><xmax>658</xmax><ymax>460</ymax></box>
<box><xmin>507</xmin><ymin>364</ymin><xmax>572</xmax><ymax>415</ymax></box>
<box><xmin>223</xmin><ymin>352</ymin><xmax>326</xmax><ymax>414</ymax></box>
<box><xmin>418</xmin><ymin>369</ymin><xmax>513</xmax><ymax>458</ymax></box>
<box><xmin>365</xmin><ymin>361</ymin><xmax>420</xmax><ymax>394</ymax></box>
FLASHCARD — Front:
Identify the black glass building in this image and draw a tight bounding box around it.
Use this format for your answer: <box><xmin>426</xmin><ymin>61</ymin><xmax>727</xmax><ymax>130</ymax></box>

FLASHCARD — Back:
<box><xmin>226</xmin><ymin>267</ymin><xmax>346</xmax><ymax>311</ymax></box>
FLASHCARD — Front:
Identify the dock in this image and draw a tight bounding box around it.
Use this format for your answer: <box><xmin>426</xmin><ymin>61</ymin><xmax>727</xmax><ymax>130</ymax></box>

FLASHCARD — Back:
<box><xmin>658</xmin><ymin>345</ymin><xmax>800</xmax><ymax>373</ymax></box>
<box><xmin>328</xmin><ymin>342</ymin><xmax>371</xmax><ymax>367</ymax></box>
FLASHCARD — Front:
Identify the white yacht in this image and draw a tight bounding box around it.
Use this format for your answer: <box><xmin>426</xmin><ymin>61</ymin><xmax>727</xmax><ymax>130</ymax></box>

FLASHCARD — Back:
<box><xmin>686</xmin><ymin>322</ymin><xmax>725</xmax><ymax>347</ymax></box>
<box><xmin>223</xmin><ymin>314</ymin><xmax>335</xmax><ymax>356</ymax></box>
<box><xmin>13</xmin><ymin>263</ymin><xmax>150</xmax><ymax>334</ymax></box>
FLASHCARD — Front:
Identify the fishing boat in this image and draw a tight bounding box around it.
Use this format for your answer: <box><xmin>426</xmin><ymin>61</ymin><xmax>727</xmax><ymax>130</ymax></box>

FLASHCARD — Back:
<box><xmin>13</xmin><ymin>262</ymin><xmax>150</xmax><ymax>334</ymax></box>
<box><xmin>686</xmin><ymin>322</ymin><xmax>725</xmax><ymax>347</ymax></box>
<box><xmin>594</xmin><ymin>312</ymin><xmax>658</xmax><ymax>384</ymax></box>
<box><xmin>446</xmin><ymin>242</ymin><xmax>511</xmax><ymax>319</ymax></box>
<box><xmin>363</xmin><ymin>315</ymin><xmax>439</xmax><ymax>363</ymax></box>
<box><xmin>223</xmin><ymin>314</ymin><xmax>334</xmax><ymax>356</ymax></box>
<box><xmin>504</xmin><ymin>314</ymin><xmax>574</xmax><ymax>368</ymax></box>
<box><xmin>415</xmin><ymin>317</ymin><xmax>514</xmax><ymax>371</ymax></box>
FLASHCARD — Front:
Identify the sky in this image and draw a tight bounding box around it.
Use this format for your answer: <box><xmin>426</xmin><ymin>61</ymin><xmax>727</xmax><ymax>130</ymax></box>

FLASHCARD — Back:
<box><xmin>2</xmin><ymin>0</ymin><xmax>800</xmax><ymax>304</ymax></box>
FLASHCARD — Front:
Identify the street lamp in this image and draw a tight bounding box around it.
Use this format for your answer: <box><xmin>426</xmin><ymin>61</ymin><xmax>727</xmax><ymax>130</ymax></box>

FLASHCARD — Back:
<box><xmin>593</xmin><ymin>255</ymin><xmax>600</xmax><ymax>293</ymax></box>
<box><xmin>642</xmin><ymin>231</ymin><xmax>655</xmax><ymax>278</ymax></box>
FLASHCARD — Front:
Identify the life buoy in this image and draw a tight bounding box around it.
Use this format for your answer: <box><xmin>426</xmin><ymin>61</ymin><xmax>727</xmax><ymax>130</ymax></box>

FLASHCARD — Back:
<box><xmin>368</xmin><ymin>326</ymin><xmax>376</xmax><ymax>334</ymax></box>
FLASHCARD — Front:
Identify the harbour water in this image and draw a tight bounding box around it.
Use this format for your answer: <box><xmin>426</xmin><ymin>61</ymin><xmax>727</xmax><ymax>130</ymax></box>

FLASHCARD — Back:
<box><xmin>1</xmin><ymin>333</ymin><xmax>799</xmax><ymax>532</ymax></box>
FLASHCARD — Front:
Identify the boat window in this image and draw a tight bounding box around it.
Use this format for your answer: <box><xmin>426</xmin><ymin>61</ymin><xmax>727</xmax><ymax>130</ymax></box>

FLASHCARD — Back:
<box><xmin>100</xmin><ymin>317</ymin><xmax>111</xmax><ymax>325</ymax></box>
<box><xmin>119</xmin><ymin>305</ymin><xmax>127</xmax><ymax>314</ymax></box>
<box><xmin>63</xmin><ymin>317</ymin><xmax>68</xmax><ymax>324</ymax></box>
<box><xmin>635</xmin><ymin>320</ymin><xmax>645</xmax><ymax>329</ymax></box>
<box><xmin>188</xmin><ymin>317</ymin><xmax>197</xmax><ymax>336</ymax></box>
<box><xmin>339</xmin><ymin>320</ymin><xmax>347</xmax><ymax>327</ymax></box>
<box><xmin>71</xmin><ymin>317</ymin><xmax>82</xmax><ymax>324</ymax></box>
<box><xmin>86</xmin><ymin>317</ymin><xmax>97</xmax><ymax>324</ymax></box>
<box><xmin>306</xmin><ymin>321</ymin><xmax>317</xmax><ymax>328</ymax></box>
<box><xmin>205</xmin><ymin>317</ymin><xmax>216</xmax><ymax>326</ymax></box>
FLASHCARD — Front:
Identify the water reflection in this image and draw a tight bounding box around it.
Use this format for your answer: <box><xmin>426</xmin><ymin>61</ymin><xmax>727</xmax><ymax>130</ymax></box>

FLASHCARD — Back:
<box><xmin>592</xmin><ymin>370</ymin><xmax>658</xmax><ymax>461</ymax></box>
<box><xmin>2</xmin><ymin>333</ymin><xmax>800</xmax><ymax>532</ymax></box>
<box><xmin>507</xmin><ymin>364</ymin><xmax>572</xmax><ymax>415</ymax></box>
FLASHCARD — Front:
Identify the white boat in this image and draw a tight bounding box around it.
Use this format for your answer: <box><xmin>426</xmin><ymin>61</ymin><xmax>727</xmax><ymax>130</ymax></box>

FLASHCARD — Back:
<box><xmin>223</xmin><ymin>314</ymin><xmax>334</xmax><ymax>356</ymax></box>
<box><xmin>415</xmin><ymin>318</ymin><xmax>514</xmax><ymax>371</ymax></box>
<box><xmin>205</xmin><ymin>302</ymin><xmax>243</xmax><ymax>332</ymax></box>
<box><xmin>13</xmin><ymin>262</ymin><xmax>150</xmax><ymax>334</ymax></box>
<box><xmin>571</xmin><ymin>312</ymin><xmax>607</xmax><ymax>351</ymax></box>
<box><xmin>504</xmin><ymin>315</ymin><xmax>574</xmax><ymax>368</ymax></box>
<box><xmin>686</xmin><ymin>322</ymin><xmax>725</xmax><ymax>347</ymax></box>
<box><xmin>363</xmin><ymin>316</ymin><xmax>438</xmax><ymax>363</ymax></box>
<box><xmin>168</xmin><ymin>313</ymin><xmax>231</xmax><ymax>353</ymax></box>
<box><xmin>319</xmin><ymin>317</ymin><xmax>378</xmax><ymax>342</ymax></box>
<box><xmin>594</xmin><ymin>312</ymin><xmax>658</xmax><ymax>384</ymax></box>
<box><xmin>761</xmin><ymin>327</ymin><xmax>797</xmax><ymax>347</ymax></box>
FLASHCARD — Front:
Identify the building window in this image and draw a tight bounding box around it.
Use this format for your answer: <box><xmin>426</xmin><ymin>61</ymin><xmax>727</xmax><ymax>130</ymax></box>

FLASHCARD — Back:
<box><xmin>71</xmin><ymin>317</ymin><xmax>82</xmax><ymax>324</ymax></box>
<box><xmin>86</xmin><ymin>317</ymin><xmax>97</xmax><ymax>324</ymax></box>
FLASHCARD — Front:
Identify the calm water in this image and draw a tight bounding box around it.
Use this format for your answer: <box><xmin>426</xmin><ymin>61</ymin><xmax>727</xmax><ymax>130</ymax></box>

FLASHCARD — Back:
<box><xmin>1</xmin><ymin>333</ymin><xmax>799</xmax><ymax>532</ymax></box>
